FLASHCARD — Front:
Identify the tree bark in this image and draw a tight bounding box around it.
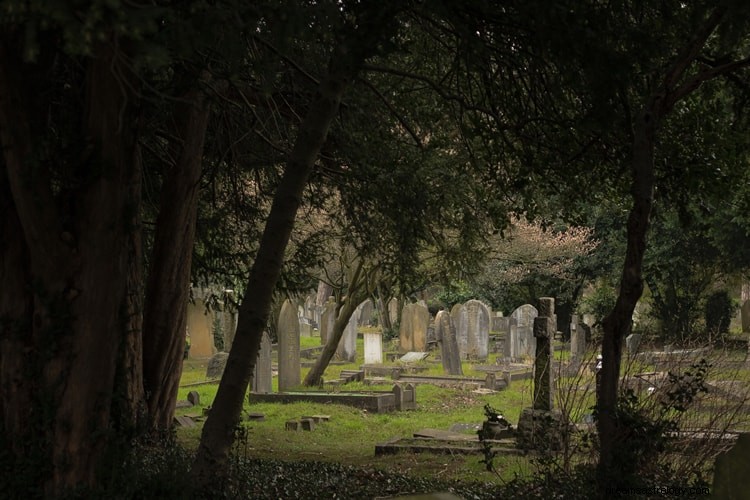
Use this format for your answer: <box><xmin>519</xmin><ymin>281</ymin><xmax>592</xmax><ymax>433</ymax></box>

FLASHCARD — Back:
<box><xmin>596</xmin><ymin>109</ymin><xmax>655</xmax><ymax>481</ymax></box>
<box><xmin>142</xmin><ymin>75</ymin><xmax>212</xmax><ymax>431</ymax></box>
<box><xmin>190</xmin><ymin>44</ymin><xmax>365</xmax><ymax>490</ymax></box>
<box><xmin>0</xmin><ymin>37</ymin><xmax>141</xmax><ymax>494</ymax></box>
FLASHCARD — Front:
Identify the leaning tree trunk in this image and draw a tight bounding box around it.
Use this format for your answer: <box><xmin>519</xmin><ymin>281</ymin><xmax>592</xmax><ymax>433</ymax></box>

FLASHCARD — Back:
<box><xmin>304</xmin><ymin>272</ymin><xmax>367</xmax><ymax>387</ymax></box>
<box><xmin>142</xmin><ymin>75</ymin><xmax>211</xmax><ymax>431</ymax></box>
<box><xmin>0</xmin><ymin>37</ymin><xmax>141</xmax><ymax>495</ymax></box>
<box><xmin>190</xmin><ymin>46</ymin><xmax>366</xmax><ymax>491</ymax></box>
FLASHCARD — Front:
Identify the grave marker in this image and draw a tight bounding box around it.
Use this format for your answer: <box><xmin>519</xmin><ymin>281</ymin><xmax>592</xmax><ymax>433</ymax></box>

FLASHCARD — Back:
<box><xmin>364</xmin><ymin>331</ymin><xmax>383</xmax><ymax>364</ymax></box>
<box><xmin>399</xmin><ymin>302</ymin><xmax>429</xmax><ymax>353</ymax></box>
<box><xmin>336</xmin><ymin>310</ymin><xmax>358</xmax><ymax>362</ymax></box>
<box><xmin>278</xmin><ymin>299</ymin><xmax>300</xmax><ymax>391</ymax></box>
<box><xmin>511</xmin><ymin>304</ymin><xmax>538</xmax><ymax>361</ymax></box>
<box><xmin>252</xmin><ymin>331</ymin><xmax>272</xmax><ymax>394</ymax></box>
<box><xmin>465</xmin><ymin>300</ymin><xmax>490</xmax><ymax>360</ymax></box>
<box><xmin>435</xmin><ymin>310</ymin><xmax>463</xmax><ymax>375</ymax></box>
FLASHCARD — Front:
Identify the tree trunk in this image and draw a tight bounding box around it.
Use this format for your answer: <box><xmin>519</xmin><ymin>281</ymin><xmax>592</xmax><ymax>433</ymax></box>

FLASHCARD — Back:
<box><xmin>304</xmin><ymin>285</ymin><xmax>366</xmax><ymax>387</ymax></box>
<box><xmin>0</xmin><ymin>38</ymin><xmax>141</xmax><ymax>495</ymax></box>
<box><xmin>190</xmin><ymin>46</ymin><xmax>364</xmax><ymax>491</ymax></box>
<box><xmin>142</xmin><ymin>76</ymin><xmax>212</xmax><ymax>431</ymax></box>
<box><xmin>596</xmin><ymin>6</ymin><xmax>732</xmax><ymax>486</ymax></box>
<box><xmin>596</xmin><ymin>111</ymin><xmax>655</xmax><ymax>483</ymax></box>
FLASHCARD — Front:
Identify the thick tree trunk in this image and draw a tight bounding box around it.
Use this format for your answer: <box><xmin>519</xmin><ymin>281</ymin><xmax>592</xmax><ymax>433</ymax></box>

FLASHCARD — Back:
<box><xmin>142</xmin><ymin>77</ymin><xmax>211</xmax><ymax>431</ymax></box>
<box><xmin>0</xmin><ymin>38</ymin><xmax>141</xmax><ymax>495</ymax></box>
<box><xmin>191</xmin><ymin>48</ymin><xmax>362</xmax><ymax>491</ymax></box>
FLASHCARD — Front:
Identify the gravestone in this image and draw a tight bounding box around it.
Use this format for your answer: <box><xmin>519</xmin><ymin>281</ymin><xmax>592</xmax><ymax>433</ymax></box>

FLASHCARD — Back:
<box><xmin>435</xmin><ymin>310</ymin><xmax>463</xmax><ymax>375</ymax></box>
<box><xmin>741</xmin><ymin>300</ymin><xmax>750</xmax><ymax>333</ymax></box>
<box><xmin>252</xmin><ymin>331</ymin><xmax>272</xmax><ymax>394</ymax></box>
<box><xmin>503</xmin><ymin>318</ymin><xmax>519</xmax><ymax>360</ymax></box>
<box><xmin>450</xmin><ymin>303</ymin><xmax>469</xmax><ymax>359</ymax></box>
<box><xmin>399</xmin><ymin>302</ymin><xmax>430</xmax><ymax>353</ymax></box>
<box><xmin>299</xmin><ymin>318</ymin><xmax>313</xmax><ymax>337</ymax></box>
<box><xmin>399</xmin><ymin>352</ymin><xmax>429</xmax><ymax>363</ymax></box>
<box><xmin>388</xmin><ymin>297</ymin><xmax>399</xmax><ymax>325</ymax></box>
<box><xmin>304</xmin><ymin>294</ymin><xmax>317</xmax><ymax>322</ymax></box>
<box><xmin>364</xmin><ymin>331</ymin><xmax>383</xmax><ymax>364</ymax></box>
<box><xmin>278</xmin><ymin>299</ymin><xmax>300</xmax><ymax>392</ymax></box>
<box><xmin>532</xmin><ymin>297</ymin><xmax>555</xmax><ymax>411</ymax></box>
<box><xmin>206</xmin><ymin>352</ymin><xmax>229</xmax><ymax>379</ymax></box>
<box><xmin>464</xmin><ymin>300</ymin><xmax>490</xmax><ymax>360</ymax></box>
<box><xmin>511</xmin><ymin>304</ymin><xmax>538</xmax><ymax>361</ymax></box>
<box><xmin>187</xmin><ymin>391</ymin><xmax>200</xmax><ymax>406</ymax></box>
<box><xmin>516</xmin><ymin>297</ymin><xmax>566</xmax><ymax>451</ymax></box>
<box><xmin>393</xmin><ymin>383</ymin><xmax>416</xmax><ymax>410</ymax></box>
<box><xmin>357</xmin><ymin>299</ymin><xmax>375</xmax><ymax>327</ymax></box>
<box><xmin>569</xmin><ymin>314</ymin><xmax>587</xmax><ymax>364</ymax></box>
<box><xmin>336</xmin><ymin>311</ymin><xmax>358</xmax><ymax>362</ymax></box>
<box><xmin>491</xmin><ymin>311</ymin><xmax>506</xmax><ymax>332</ymax></box>
<box><xmin>186</xmin><ymin>296</ymin><xmax>216</xmax><ymax>358</ymax></box>
<box><xmin>320</xmin><ymin>297</ymin><xmax>336</xmax><ymax>345</ymax></box>
<box><xmin>625</xmin><ymin>333</ymin><xmax>641</xmax><ymax>355</ymax></box>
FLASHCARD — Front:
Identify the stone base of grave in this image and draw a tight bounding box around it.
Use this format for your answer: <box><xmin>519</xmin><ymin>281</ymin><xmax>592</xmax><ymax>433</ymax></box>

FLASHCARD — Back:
<box><xmin>515</xmin><ymin>408</ymin><xmax>569</xmax><ymax>451</ymax></box>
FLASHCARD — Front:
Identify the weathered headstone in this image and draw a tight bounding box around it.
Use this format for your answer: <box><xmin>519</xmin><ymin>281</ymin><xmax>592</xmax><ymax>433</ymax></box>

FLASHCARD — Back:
<box><xmin>625</xmin><ymin>333</ymin><xmax>641</xmax><ymax>355</ymax></box>
<box><xmin>336</xmin><ymin>311</ymin><xmax>358</xmax><ymax>362</ymax></box>
<box><xmin>252</xmin><ymin>331</ymin><xmax>272</xmax><ymax>394</ymax></box>
<box><xmin>516</xmin><ymin>297</ymin><xmax>566</xmax><ymax>451</ymax></box>
<box><xmin>278</xmin><ymin>299</ymin><xmax>300</xmax><ymax>391</ymax></box>
<box><xmin>511</xmin><ymin>304</ymin><xmax>538</xmax><ymax>361</ymax></box>
<box><xmin>741</xmin><ymin>300</ymin><xmax>750</xmax><ymax>333</ymax></box>
<box><xmin>357</xmin><ymin>299</ymin><xmax>375</xmax><ymax>327</ymax></box>
<box><xmin>364</xmin><ymin>331</ymin><xmax>383</xmax><ymax>364</ymax></box>
<box><xmin>299</xmin><ymin>318</ymin><xmax>313</xmax><ymax>337</ymax></box>
<box><xmin>320</xmin><ymin>297</ymin><xmax>336</xmax><ymax>345</ymax></box>
<box><xmin>187</xmin><ymin>390</ymin><xmax>200</xmax><ymax>406</ymax></box>
<box><xmin>502</xmin><ymin>318</ymin><xmax>518</xmax><ymax>360</ymax></box>
<box><xmin>435</xmin><ymin>310</ymin><xmax>463</xmax><ymax>375</ymax></box>
<box><xmin>399</xmin><ymin>351</ymin><xmax>429</xmax><ymax>363</ymax></box>
<box><xmin>532</xmin><ymin>297</ymin><xmax>556</xmax><ymax>411</ymax></box>
<box><xmin>387</xmin><ymin>297</ymin><xmax>399</xmax><ymax>325</ymax></box>
<box><xmin>206</xmin><ymin>352</ymin><xmax>229</xmax><ymax>379</ymax></box>
<box><xmin>464</xmin><ymin>300</ymin><xmax>490</xmax><ymax>360</ymax></box>
<box><xmin>186</xmin><ymin>296</ymin><xmax>216</xmax><ymax>358</ymax></box>
<box><xmin>399</xmin><ymin>302</ymin><xmax>430</xmax><ymax>353</ymax></box>
<box><xmin>450</xmin><ymin>303</ymin><xmax>469</xmax><ymax>359</ymax></box>
<box><xmin>393</xmin><ymin>383</ymin><xmax>416</xmax><ymax>410</ymax></box>
<box><xmin>304</xmin><ymin>294</ymin><xmax>317</xmax><ymax>322</ymax></box>
<box><xmin>569</xmin><ymin>314</ymin><xmax>587</xmax><ymax>364</ymax></box>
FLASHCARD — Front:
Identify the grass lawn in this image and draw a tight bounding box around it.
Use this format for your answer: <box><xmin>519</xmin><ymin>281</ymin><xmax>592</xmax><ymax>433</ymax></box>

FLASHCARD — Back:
<box><xmin>175</xmin><ymin>333</ymin><xmax>750</xmax><ymax>487</ymax></box>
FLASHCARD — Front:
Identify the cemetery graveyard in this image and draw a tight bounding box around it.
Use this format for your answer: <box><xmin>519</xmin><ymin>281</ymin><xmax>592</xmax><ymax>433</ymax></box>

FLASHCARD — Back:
<box><xmin>175</xmin><ymin>293</ymin><xmax>750</xmax><ymax>486</ymax></box>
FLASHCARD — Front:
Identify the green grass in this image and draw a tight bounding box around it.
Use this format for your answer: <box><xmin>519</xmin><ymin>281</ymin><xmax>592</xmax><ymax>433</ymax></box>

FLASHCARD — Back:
<box><xmin>175</xmin><ymin>341</ymin><xmax>539</xmax><ymax>484</ymax></box>
<box><xmin>176</xmin><ymin>335</ymin><xmax>750</xmax><ymax>486</ymax></box>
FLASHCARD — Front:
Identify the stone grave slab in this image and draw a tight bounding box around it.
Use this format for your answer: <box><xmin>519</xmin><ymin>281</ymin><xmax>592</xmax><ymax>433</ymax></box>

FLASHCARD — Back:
<box><xmin>399</xmin><ymin>352</ymin><xmax>429</xmax><ymax>363</ymax></box>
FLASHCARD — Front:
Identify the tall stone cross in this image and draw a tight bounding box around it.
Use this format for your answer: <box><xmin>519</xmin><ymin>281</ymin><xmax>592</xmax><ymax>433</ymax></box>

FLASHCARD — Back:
<box><xmin>533</xmin><ymin>297</ymin><xmax>556</xmax><ymax>411</ymax></box>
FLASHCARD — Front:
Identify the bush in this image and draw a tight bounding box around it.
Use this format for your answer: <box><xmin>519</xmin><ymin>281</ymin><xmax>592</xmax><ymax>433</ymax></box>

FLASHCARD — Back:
<box><xmin>704</xmin><ymin>290</ymin><xmax>735</xmax><ymax>342</ymax></box>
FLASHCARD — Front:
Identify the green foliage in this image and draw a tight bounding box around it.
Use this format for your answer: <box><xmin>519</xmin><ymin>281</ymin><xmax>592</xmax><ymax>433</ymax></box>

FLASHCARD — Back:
<box><xmin>644</xmin><ymin>206</ymin><xmax>744</xmax><ymax>342</ymax></box>
<box><xmin>705</xmin><ymin>290</ymin><xmax>736</xmax><ymax>340</ymax></box>
<box><xmin>433</xmin><ymin>280</ymin><xmax>475</xmax><ymax>308</ymax></box>
<box><xmin>594</xmin><ymin>359</ymin><xmax>710</xmax><ymax>488</ymax></box>
<box><xmin>579</xmin><ymin>280</ymin><xmax>617</xmax><ymax>328</ymax></box>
